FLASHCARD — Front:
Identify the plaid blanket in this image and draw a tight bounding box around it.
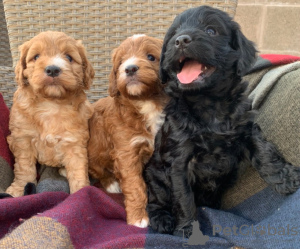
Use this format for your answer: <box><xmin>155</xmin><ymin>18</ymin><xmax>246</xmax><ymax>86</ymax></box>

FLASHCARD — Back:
<box><xmin>0</xmin><ymin>54</ymin><xmax>299</xmax><ymax>249</ymax></box>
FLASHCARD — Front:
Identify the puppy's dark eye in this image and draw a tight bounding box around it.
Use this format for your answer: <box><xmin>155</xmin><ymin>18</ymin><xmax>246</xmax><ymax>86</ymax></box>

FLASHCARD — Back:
<box><xmin>147</xmin><ymin>54</ymin><xmax>156</xmax><ymax>61</ymax></box>
<box><xmin>34</xmin><ymin>55</ymin><xmax>40</xmax><ymax>60</ymax></box>
<box><xmin>205</xmin><ymin>28</ymin><xmax>217</xmax><ymax>36</ymax></box>
<box><xmin>66</xmin><ymin>55</ymin><xmax>73</xmax><ymax>62</ymax></box>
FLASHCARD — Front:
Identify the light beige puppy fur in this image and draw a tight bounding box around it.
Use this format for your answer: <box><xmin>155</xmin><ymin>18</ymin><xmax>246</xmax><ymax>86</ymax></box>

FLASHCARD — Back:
<box><xmin>6</xmin><ymin>31</ymin><xmax>94</xmax><ymax>197</ymax></box>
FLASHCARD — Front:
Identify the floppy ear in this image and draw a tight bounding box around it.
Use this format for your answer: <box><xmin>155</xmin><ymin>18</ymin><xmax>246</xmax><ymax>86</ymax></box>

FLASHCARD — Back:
<box><xmin>108</xmin><ymin>48</ymin><xmax>120</xmax><ymax>97</ymax></box>
<box><xmin>15</xmin><ymin>41</ymin><xmax>30</xmax><ymax>86</ymax></box>
<box><xmin>76</xmin><ymin>40</ymin><xmax>94</xmax><ymax>90</ymax></box>
<box><xmin>231</xmin><ymin>22</ymin><xmax>257</xmax><ymax>76</ymax></box>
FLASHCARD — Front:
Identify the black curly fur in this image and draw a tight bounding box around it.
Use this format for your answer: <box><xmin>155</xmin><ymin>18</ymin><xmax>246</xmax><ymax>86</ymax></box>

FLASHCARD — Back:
<box><xmin>144</xmin><ymin>6</ymin><xmax>300</xmax><ymax>236</ymax></box>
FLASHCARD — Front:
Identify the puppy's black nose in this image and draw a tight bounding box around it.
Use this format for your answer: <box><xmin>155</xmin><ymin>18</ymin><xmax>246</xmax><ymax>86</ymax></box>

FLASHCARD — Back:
<box><xmin>175</xmin><ymin>35</ymin><xmax>192</xmax><ymax>48</ymax></box>
<box><xmin>45</xmin><ymin>65</ymin><xmax>61</xmax><ymax>77</ymax></box>
<box><xmin>125</xmin><ymin>65</ymin><xmax>139</xmax><ymax>76</ymax></box>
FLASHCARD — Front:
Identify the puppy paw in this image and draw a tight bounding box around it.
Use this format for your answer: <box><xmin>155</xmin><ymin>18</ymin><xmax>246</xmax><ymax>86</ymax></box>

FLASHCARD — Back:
<box><xmin>106</xmin><ymin>181</ymin><xmax>122</xmax><ymax>193</ymax></box>
<box><xmin>173</xmin><ymin>224</ymin><xmax>193</xmax><ymax>238</ymax></box>
<box><xmin>0</xmin><ymin>193</ymin><xmax>13</xmax><ymax>199</ymax></box>
<box><xmin>274</xmin><ymin>165</ymin><xmax>300</xmax><ymax>195</ymax></box>
<box><xmin>58</xmin><ymin>168</ymin><xmax>67</xmax><ymax>178</ymax></box>
<box><xmin>132</xmin><ymin>217</ymin><xmax>149</xmax><ymax>228</ymax></box>
<box><xmin>128</xmin><ymin>211</ymin><xmax>149</xmax><ymax>228</ymax></box>
<box><xmin>6</xmin><ymin>185</ymin><xmax>26</xmax><ymax>197</ymax></box>
<box><xmin>149</xmin><ymin>210</ymin><xmax>175</xmax><ymax>234</ymax></box>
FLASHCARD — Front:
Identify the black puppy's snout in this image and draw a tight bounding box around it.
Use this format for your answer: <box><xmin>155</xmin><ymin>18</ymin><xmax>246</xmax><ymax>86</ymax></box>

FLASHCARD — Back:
<box><xmin>175</xmin><ymin>35</ymin><xmax>192</xmax><ymax>48</ymax></box>
<box><xmin>45</xmin><ymin>65</ymin><xmax>61</xmax><ymax>77</ymax></box>
<box><xmin>125</xmin><ymin>64</ymin><xmax>139</xmax><ymax>76</ymax></box>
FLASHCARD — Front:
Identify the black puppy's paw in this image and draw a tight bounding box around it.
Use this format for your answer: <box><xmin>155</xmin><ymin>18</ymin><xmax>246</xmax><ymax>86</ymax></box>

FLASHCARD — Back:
<box><xmin>173</xmin><ymin>224</ymin><xmax>193</xmax><ymax>238</ymax></box>
<box><xmin>149</xmin><ymin>210</ymin><xmax>175</xmax><ymax>234</ymax></box>
<box><xmin>0</xmin><ymin>193</ymin><xmax>13</xmax><ymax>199</ymax></box>
<box><xmin>274</xmin><ymin>165</ymin><xmax>300</xmax><ymax>195</ymax></box>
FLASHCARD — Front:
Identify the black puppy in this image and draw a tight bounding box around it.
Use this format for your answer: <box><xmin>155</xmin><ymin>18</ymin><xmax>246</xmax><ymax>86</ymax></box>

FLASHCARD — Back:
<box><xmin>144</xmin><ymin>6</ymin><xmax>300</xmax><ymax>236</ymax></box>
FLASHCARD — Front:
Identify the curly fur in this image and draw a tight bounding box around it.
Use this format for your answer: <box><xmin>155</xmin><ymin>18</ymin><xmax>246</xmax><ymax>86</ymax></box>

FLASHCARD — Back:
<box><xmin>144</xmin><ymin>6</ymin><xmax>300</xmax><ymax>236</ymax></box>
<box><xmin>6</xmin><ymin>31</ymin><xmax>94</xmax><ymax>197</ymax></box>
<box><xmin>88</xmin><ymin>35</ymin><xmax>168</xmax><ymax>228</ymax></box>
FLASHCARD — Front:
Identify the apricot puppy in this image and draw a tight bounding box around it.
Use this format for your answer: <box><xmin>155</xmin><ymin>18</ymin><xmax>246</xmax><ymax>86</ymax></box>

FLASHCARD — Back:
<box><xmin>88</xmin><ymin>35</ymin><xmax>167</xmax><ymax>227</ymax></box>
<box><xmin>6</xmin><ymin>31</ymin><xmax>94</xmax><ymax>197</ymax></box>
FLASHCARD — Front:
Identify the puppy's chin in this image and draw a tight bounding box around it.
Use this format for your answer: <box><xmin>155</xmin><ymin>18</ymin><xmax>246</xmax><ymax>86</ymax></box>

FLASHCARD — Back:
<box><xmin>31</xmin><ymin>74</ymin><xmax>79</xmax><ymax>99</ymax></box>
<box><xmin>43</xmin><ymin>84</ymin><xmax>67</xmax><ymax>98</ymax></box>
<box><xmin>118</xmin><ymin>75</ymin><xmax>160</xmax><ymax>98</ymax></box>
<box><xmin>126</xmin><ymin>82</ymin><xmax>143</xmax><ymax>96</ymax></box>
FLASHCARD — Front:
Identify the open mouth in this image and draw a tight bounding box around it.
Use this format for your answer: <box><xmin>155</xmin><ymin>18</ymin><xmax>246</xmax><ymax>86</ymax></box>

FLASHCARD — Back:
<box><xmin>177</xmin><ymin>57</ymin><xmax>216</xmax><ymax>84</ymax></box>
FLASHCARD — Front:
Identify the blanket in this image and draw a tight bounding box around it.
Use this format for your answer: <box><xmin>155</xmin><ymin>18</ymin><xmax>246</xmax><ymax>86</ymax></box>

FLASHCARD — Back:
<box><xmin>0</xmin><ymin>94</ymin><xmax>14</xmax><ymax>194</ymax></box>
<box><xmin>0</xmin><ymin>54</ymin><xmax>299</xmax><ymax>249</ymax></box>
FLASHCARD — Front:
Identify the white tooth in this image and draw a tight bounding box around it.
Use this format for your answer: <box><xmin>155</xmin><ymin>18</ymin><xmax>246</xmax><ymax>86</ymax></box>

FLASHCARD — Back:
<box><xmin>205</xmin><ymin>66</ymin><xmax>207</xmax><ymax>70</ymax></box>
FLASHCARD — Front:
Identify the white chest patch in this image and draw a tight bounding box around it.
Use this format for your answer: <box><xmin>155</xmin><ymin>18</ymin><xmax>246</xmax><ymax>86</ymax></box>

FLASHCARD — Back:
<box><xmin>136</xmin><ymin>100</ymin><xmax>165</xmax><ymax>137</ymax></box>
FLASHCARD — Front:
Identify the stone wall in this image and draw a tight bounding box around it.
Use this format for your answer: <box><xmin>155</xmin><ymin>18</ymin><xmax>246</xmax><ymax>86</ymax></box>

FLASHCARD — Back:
<box><xmin>234</xmin><ymin>0</ymin><xmax>300</xmax><ymax>56</ymax></box>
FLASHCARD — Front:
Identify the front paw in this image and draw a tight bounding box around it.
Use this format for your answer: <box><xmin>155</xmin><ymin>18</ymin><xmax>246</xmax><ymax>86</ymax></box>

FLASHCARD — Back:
<box><xmin>274</xmin><ymin>165</ymin><xmax>300</xmax><ymax>195</ymax></box>
<box><xmin>149</xmin><ymin>210</ymin><xmax>175</xmax><ymax>234</ymax></box>
<box><xmin>106</xmin><ymin>181</ymin><xmax>122</xmax><ymax>193</ymax></box>
<box><xmin>127</xmin><ymin>209</ymin><xmax>149</xmax><ymax>228</ymax></box>
<box><xmin>6</xmin><ymin>182</ymin><xmax>37</xmax><ymax>197</ymax></box>
<box><xmin>0</xmin><ymin>193</ymin><xmax>13</xmax><ymax>199</ymax></box>
<box><xmin>173</xmin><ymin>225</ymin><xmax>193</xmax><ymax>238</ymax></box>
<box><xmin>6</xmin><ymin>184</ymin><xmax>26</xmax><ymax>197</ymax></box>
<box><xmin>130</xmin><ymin>216</ymin><xmax>149</xmax><ymax>228</ymax></box>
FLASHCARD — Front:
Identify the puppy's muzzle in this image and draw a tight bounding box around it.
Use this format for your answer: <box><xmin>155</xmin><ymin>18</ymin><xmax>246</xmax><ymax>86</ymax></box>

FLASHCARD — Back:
<box><xmin>175</xmin><ymin>35</ymin><xmax>192</xmax><ymax>49</ymax></box>
<box><xmin>45</xmin><ymin>65</ymin><xmax>61</xmax><ymax>77</ymax></box>
<box><xmin>125</xmin><ymin>64</ymin><xmax>139</xmax><ymax>76</ymax></box>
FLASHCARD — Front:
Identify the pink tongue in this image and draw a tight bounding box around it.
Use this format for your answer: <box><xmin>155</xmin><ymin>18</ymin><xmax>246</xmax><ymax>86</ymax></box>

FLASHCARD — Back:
<box><xmin>177</xmin><ymin>60</ymin><xmax>203</xmax><ymax>84</ymax></box>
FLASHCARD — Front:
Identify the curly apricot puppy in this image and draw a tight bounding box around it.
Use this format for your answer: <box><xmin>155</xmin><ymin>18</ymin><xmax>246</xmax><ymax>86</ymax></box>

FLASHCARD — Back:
<box><xmin>6</xmin><ymin>31</ymin><xmax>94</xmax><ymax>197</ymax></box>
<box><xmin>88</xmin><ymin>35</ymin><xmax>167</xmax><ymax>227</ymax></box>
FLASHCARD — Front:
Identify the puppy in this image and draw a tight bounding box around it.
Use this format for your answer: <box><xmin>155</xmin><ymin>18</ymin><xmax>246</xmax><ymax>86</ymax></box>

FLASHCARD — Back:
<box><xmin>6</xmin><ymin>31</ymin><xmax>94</xmax><ymax>197</ymax></box>
<box><xmin>144</xmin><ymin>6</ymin><xmax>300</xmax><ymax>236</ymax></box>
<box><xmin>88</xmin><ymin>35</ymin><xmax>167</xmax><ymax>228</ymax></box>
